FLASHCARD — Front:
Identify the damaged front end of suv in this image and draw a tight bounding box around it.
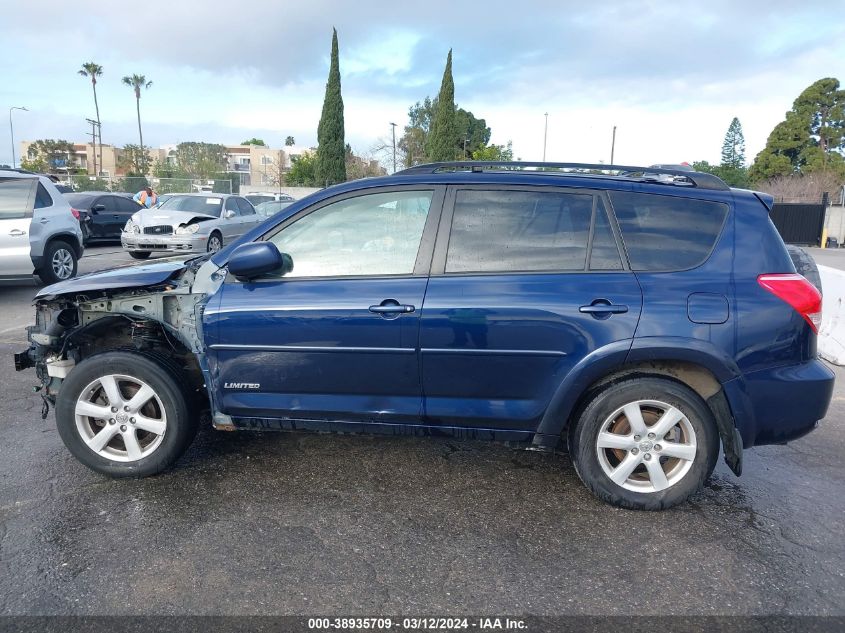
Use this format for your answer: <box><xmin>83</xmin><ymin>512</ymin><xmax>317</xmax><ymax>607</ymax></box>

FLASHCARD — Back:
<box><xmin>14</xmin><ymin>256</ymin><xmax>224</xmax><ymax>423</ymax></box>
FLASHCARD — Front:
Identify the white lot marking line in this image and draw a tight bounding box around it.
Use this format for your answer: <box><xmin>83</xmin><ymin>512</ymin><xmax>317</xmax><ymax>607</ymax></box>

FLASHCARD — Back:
<box><xmin>0</xmin><ymin>324</ymin><xmax>29</xmax><ymax>335</ymax></box>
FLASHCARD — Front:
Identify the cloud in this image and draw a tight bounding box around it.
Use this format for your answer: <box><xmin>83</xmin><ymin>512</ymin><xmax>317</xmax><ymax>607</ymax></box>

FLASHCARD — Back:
<box><xmin>1</xmin><ymin>0</ymin><xmax>844</xmax><ymax>166</ymax></box>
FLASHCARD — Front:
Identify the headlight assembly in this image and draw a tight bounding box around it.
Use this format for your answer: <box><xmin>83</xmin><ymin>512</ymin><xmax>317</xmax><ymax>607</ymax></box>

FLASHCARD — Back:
<box><xmin>175</xmin><ymin>223</ymin><xmax>200</xmax><ymax>235</ymax></box>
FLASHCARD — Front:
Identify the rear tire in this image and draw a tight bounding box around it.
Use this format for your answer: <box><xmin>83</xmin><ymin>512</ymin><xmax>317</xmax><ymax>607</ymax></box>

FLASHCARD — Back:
<box><xmin>38</xmin><ymin>240</ymin><xmax>78</xmax><ymax>284</ymax></box>
<box><xmin>569</xmin><ymin>377</ymin><xmax>719</xmax><ymax>510</ymax></box>
<box><xmin>128</xmin><ymin>251</ymin><xmax>151</xmax><ymax>260</ymax></box>
<box><xmin>55</xmin><ymin>351</ymin><xmax>198</xmax><ymax>478</ymax></box>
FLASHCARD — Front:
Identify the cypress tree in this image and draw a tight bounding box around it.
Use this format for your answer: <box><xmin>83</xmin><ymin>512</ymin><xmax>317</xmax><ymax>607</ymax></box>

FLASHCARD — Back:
<box><xmin>426</xmin><ymin>49</ymin><xmax>457</xmax><ymax>162</ymax></box>
<box><xmin>315</xmin><ymin>28</ymin><xmax>347</xmax><ymax>186</ymax></box>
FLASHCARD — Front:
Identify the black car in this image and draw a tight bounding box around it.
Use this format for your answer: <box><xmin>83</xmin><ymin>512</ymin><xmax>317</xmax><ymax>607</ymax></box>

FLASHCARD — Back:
<box><xmin>64</xmin><ymin>192</ymin><xmax>143</xmax><ymax>244</ymax></box>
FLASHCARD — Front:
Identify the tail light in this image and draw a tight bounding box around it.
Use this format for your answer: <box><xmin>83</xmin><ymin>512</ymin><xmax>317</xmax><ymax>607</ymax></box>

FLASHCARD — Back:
<box><xmin>757</xmin><ymin>273</ymin><xmax>822</xmax><ymax>333</ymax></box>
<box><xmin>70</xmin><ymin>208</ymin><xmax>80</xmax><ymax>220</ymax></box>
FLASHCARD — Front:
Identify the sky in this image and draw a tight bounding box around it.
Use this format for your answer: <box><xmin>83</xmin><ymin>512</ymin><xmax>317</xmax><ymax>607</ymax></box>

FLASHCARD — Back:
<box><xmin>1</xmin><ymin>0</ymin><xmax>843</xmax><ymax>169</ymax></box>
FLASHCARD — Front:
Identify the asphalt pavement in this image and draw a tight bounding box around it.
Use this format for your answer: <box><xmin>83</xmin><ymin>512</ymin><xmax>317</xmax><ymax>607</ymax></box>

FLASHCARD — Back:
<box><xmin>0</xmin><ymin>246</ymin><xmax>843</xmax><ymax>616</ymax></box>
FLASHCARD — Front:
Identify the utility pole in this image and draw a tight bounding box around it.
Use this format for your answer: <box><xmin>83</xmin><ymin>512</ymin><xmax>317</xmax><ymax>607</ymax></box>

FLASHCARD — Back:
<box><xmin>9</xmin><ymin>106</ymin><xmax>28</xmax><ymax>168</ymax></box>
<box><xmin>542</xmin><ymin>112</ymin><xmax>549</xmax><ymax>161</ymax></box>
<box><xmin>610</xmin><ymin>125</ymin><xmax>617</xmax><ymax>165</ymax></box>
<box><xmin>389</xmin><ymin>122</ymin><xmax>397</xmax><ymax>173</ymax></box>
<box><xmin>85</xmin><ymin>118</ymin><xmax>99</xmax><ymax>176</ymax></box>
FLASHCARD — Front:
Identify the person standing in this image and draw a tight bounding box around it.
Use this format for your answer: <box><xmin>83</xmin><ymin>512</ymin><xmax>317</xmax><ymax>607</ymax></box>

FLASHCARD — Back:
<box><xmin>133</xmin><ymin>186</ymin><xmax>158</xmax><ymax>208</ymax></box>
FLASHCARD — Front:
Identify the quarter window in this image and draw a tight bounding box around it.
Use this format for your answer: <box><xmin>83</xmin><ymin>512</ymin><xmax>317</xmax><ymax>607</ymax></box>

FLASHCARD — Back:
<box><xmin>269</xmin><ymin>190</ymin><xmax>433</xmax><ymax>278</ymax></box>
<box><xmin>610</xmin><ymin>192</ymin><xmax>729</xmax><ymax>271</ymax></box>
<box><xmin>445</xmin><ymin>190</ymin><xmax>593</xmax><ymax>273</ymax></box>
<box><xmin>34</xmin><ymin>183</ymin><xmax>54</xmax><ymax>209</ymax></box>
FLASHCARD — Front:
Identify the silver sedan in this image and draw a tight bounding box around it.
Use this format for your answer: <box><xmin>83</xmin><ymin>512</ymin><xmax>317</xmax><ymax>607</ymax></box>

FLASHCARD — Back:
<box><xmin>121</xmin><ymin>193</ymin><xmax>262</xmax><ymax>259</ymax></box>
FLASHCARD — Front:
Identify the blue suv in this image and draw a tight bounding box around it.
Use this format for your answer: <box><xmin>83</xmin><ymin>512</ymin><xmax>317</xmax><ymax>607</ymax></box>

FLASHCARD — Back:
<box><xmin>14</xmin><ymin>162</ymin><xmax>834</xmax><ymax>510</ymax></box>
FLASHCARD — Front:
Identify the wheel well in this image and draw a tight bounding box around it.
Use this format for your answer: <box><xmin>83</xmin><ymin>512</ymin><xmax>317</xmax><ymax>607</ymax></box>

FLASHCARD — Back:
<box><xmin>46</xmin><ymin>233</ymin><xmax>83</xmax><ymax>259</ymax></box>
<box><xmin>65</xmin><ymin>315</ymin><xmax>205</xmax><ymax>400</ymax></box>
<box><xmin>567</xmin><ymin>360</ymin><xmax>721</xmax><ymax>432</ymax></box>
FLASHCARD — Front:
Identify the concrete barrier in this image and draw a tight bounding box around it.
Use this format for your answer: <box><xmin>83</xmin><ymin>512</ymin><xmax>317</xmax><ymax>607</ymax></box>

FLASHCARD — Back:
<box><xmin>818</xmin><ymin>265</ymin><xmax>845</xmax><ymax>365</ymax></box>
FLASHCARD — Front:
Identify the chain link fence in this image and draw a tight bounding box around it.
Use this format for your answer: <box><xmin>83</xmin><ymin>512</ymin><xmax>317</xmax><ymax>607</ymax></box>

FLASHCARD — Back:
<box><xmin>64</xmin><ymin>175</ymin><xmax>233</xmax><ymax>195</ymax></box>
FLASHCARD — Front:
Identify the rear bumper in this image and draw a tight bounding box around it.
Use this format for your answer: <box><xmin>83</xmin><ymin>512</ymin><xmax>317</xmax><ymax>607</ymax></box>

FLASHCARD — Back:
<box><xmin>725</xmin><ymin>359</ymin><xmax>834</xmax><ymax>447</ymax></box>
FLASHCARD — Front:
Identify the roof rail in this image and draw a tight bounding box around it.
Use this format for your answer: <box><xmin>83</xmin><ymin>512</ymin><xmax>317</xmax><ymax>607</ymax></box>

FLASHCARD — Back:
<box><xmin>395</xmin><ymin>161</ymin><xmax>730</xmax><ymax>191</ymax></box>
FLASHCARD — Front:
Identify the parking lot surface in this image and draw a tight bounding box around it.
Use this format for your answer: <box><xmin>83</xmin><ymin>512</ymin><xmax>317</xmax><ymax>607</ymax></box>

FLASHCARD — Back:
<box><xmin>0</xmin><ymin>247</ymin><xmax>843</xmax><ymax>615</ymax></box>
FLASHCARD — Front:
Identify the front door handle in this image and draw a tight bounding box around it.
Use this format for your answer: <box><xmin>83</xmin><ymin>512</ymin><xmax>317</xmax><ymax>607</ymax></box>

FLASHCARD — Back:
<box><xmin>9</xmin><ymin>229</ymin><xmax>27</xmax><ymax>236</ymax></box>
<box><xmin>580</xmin><ymin>299</ymin><xmax>628</xmax><ymax>319</ymax></box>
<box><xmin>369</xmin><ymin>300</ymin><xmax>415</xmax><ymax>315</ymax></box>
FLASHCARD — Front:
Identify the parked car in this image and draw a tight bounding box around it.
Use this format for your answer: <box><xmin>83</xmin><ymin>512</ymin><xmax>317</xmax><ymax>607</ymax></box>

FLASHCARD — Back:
<box><xmin>13</xmin><ymin>161</ymin><xmax>833</xmax><ymax>510</ymax></box>
<box><xmin>245</xmin><ymin>193</ymin><xmax>294</xmax><ymax>207</ymax></box>
<box><xmin>120</xmin><ymin>193</ymin><xmax>260</xmax><ymax>259</ymax></box>
<box><xmin>254</xmin><ymin>200</ymin><xmax>294</xmax><ymax>217</ymax></box>
<box><xmin>64</xmin><ymin>192</ymin><xmax>143</xmax><ymax>244</ymax></box>
<box><xmin>0</xmin><ymin>169</ymin><xmax>84</xmax><ymax>284</ymax></box>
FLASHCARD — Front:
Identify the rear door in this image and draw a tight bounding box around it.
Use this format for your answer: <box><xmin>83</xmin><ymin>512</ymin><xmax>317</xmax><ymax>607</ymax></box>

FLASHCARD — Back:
<box><xmin>235</xmin><ymin>197</ymin><xmax>262</xmax><ymax>232</ymax></box>
<box><xmin>110</xmin><ymin>196</ymin><xmax>142</xmax><ymax>238</ymax></box>
<box><xmin>419</xmin><ymin>185</ymin><xmax>643</xmax><ymax>431</ymax></box>
<box><xmin>0</xmin><ymin>177</ymin><xmax>36</xmax><ymax>278</ymax></box>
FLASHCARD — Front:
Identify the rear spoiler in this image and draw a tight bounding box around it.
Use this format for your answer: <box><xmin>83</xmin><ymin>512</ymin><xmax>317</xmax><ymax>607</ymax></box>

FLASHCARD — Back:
<box><xmin>754</xmin><ymin>191</ymin><xmax>774</xmax><ymax>211</ymax></box>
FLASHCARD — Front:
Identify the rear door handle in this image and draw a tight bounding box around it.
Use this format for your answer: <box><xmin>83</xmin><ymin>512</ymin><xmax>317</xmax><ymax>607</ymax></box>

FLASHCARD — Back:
<box><xmin>39</xmin><ymin>218</ymin><xmax>49</xmax><ymax>224</ymax></box>
<box><xmin>9</xmin><ymin>229</ymin><xmax>27</xmax><ymax>236</ymax></box>
<box><xmin>579</xmin><ymin>299</ymin><xmax>628</xmax><ymax>318</ymax></box>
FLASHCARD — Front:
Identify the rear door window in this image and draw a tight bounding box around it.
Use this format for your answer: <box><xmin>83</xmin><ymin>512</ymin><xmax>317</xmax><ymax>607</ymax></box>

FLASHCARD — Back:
<box><xmin>444</xmin><ymin>189</ymin><xmax>594</xmax><ymax>273</ymax></box>
<box><xmin>0</xmin><ymin>178</ymin><xmax>35</xmax><ymax>219</ymax></box>
<box><xmin>236</xmin><ymin>198</ymin><xmax>256</xmax><ymax>215</ymax></box>
<box><xmin>609</xmin><ymin>192</ymin><xmax>729</xmax><ymax>271</ymax></box>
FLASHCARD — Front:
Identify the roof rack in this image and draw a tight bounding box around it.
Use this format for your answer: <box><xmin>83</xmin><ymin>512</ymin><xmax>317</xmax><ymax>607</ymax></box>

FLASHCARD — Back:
<box><xmin>395</xmin><ymin>161</ymin><xmax>730</xmax><ymax>191</ymax></box>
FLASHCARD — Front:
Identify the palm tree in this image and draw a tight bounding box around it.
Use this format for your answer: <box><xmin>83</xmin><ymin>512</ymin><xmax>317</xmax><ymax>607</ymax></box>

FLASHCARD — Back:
<box><xmin>121</xmin><ymin>74</ymin><xmax>153</xmax><ymax>173</ymax></box>
<box><xmin>78</xmin><ymin>62</ymin><xmax>103</xmax><ymax>175</ymax></box>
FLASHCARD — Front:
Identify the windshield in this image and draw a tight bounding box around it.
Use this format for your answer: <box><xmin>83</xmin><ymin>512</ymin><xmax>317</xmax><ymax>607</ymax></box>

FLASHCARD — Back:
<box><xmin>159</xmin><ymin>195</ymin><xmax>223</xmax><ymax>215</ymax></box>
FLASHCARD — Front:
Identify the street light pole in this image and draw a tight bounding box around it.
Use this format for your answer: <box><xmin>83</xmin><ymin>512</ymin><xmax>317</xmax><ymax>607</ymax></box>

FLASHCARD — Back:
<box><xmin>389</xmin><ymin>122</ymin><xmax>397</xmax><ymax>173</ymax></box>
<box><xmin>542</xmin><ymin>112</ymin><xmax>548</xmax><ymax>162</ymax></box>
<box><xmin>610</xmin><ymin>125</ymin><xmax>617</xmax><ymax>165</ymax></box>
<box><xmin>9</xmin><ymin>106</ymin><xmax>28</xmax><ymax>169</ymax></box>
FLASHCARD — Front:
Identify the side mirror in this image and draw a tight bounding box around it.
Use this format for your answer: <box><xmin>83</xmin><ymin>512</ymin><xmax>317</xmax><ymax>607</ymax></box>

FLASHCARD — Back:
<box><xmin>227</xmin><ymin>242</ymin><xmax>293</xmax><ymax>280</ymax></box>
<box><xmin>91</xmin><ymin>204</ymin><xmax>106</xmax><ymax>213</ymax></box>
<box><xmin>224</xmin><ymin>210</ymin><xmax>237</xmax><ymax>219</ymax></box>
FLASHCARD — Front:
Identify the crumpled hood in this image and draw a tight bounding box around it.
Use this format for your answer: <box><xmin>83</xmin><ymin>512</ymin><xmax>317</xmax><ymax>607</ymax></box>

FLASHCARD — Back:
<box><xmin>36</xmin><ymin>260</ymin><xmax>189</xmax><ymax>299</ymax></box>
<box><xmin>133</xmin><ymin>209</ymin><xmax>217</xmax><ymax>227</ymax></box>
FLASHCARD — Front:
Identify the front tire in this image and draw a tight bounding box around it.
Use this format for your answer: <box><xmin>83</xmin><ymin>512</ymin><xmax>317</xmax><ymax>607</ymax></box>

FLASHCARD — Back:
<box><xmin>569</xmin><ymin>377</ymin><xmax>719</xmax><ymax>510</ymax></box>
<box><xmin>207</xmin><ymin>232</ymin><xmax>223</xmax><ymax>253</ymax></box>
<box><xmin>38</xmin><ymin>240</ymin><xmax>78</xmax><ymax>284</ymax></box>
<box><xmin>55</xmin><ymin>352</ymin><xmax>198</xmax><ymax>477</ymax></box>
<box><xmin>128</xmin><ymin>251</ymin><xmax>151</xmax><ymax>260</ymax></box>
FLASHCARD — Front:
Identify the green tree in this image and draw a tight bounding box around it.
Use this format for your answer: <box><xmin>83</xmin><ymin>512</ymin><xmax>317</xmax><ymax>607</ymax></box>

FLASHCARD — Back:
<box><xmin>21</xmin><ymin>140</ymin><xmax>77</xmax><ymax>174</ymax></box>
<box><xmin>285</xmin><ymin>136</ymin><xmax>296</xmax><ymax>146</ymax></box>
<box><xmin>471</xmin><ymin>141</ymin><xmax>514</xmax><ymax>161</ymax></box>
<box><xmin>426</xmin><ymin>49</ymin><xmax>457</xmax><ymax>162</ymax></box>
<box><xmin>721</xmin><ymin>117</ymin><xmax>746</xmax><ymax>168</ymax></box>
<box><xmin>241</xmin><ymin>138</ymin><xmax>266</xmax><ymax>146</ymax></box>
<box><xmin>287</xmin><ymin>152</ymin><xmax>317</xmax><ymax>186</ymax></box>
<box><xmin>455</xmin><ymin>108</ymin><xmax>491</xmax><ymax>158</ymax></box>
<box><xmin>692</xmin><ymin>160</ymin><xmax>749</xmax><ymax>189</ymax></box>
<box><xmin>121</xmin><ymin>74</ymin><xmax>153</xmax><ymax>173</ymax></box>
<box><xmin>315</xmin><ymin>28</ymin><xmax>347</xmax><ymax>186</ymax></box>
<box><xmin>399</xmin><ymin>97</ymin><xmax>434</xmax><ymax>167</ymax></box>
<box><xmin>117</xmin><ymin>144</ymin><xmax>151</xmax><ymax>176</ymax></box>
<box><xmin>78</xmin><ymin>62</ymin><xmax>103</xmax><ymax>175</ymax></box>
<box><xmin>172</xmin><ymin>142</ymin><xmax>227</xmax><ymax>179</ymax></box>
<box><xmin>152</xmin><ymin>157</ymin><xmax>188</xmax><ymax>180</ymax></box>
<box><xmin>750</xmin><ymin>77</ymin><xmax>845</xmax><ymax>181</ymax></box>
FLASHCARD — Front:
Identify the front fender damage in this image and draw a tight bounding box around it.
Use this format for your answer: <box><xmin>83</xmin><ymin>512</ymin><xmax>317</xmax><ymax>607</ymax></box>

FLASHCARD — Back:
<box><xmin>15</xmin><ymin>258</ymin><xmax>225</xmax><ymax>419</ymax></box>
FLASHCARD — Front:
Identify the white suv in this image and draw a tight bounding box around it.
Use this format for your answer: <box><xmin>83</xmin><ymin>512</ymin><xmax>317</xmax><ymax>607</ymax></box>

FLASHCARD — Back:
<box><xmin>0</xmin><ymin>170</ymin><xmax>84</xmax><ymax>284</ymax></box>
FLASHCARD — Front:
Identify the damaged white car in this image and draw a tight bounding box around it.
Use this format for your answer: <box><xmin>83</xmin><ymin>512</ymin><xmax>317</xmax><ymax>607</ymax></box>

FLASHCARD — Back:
<box><xmin>121</xmin><ymin>193</ymin><xmax>261</xmax><ymax>258</ymax></box>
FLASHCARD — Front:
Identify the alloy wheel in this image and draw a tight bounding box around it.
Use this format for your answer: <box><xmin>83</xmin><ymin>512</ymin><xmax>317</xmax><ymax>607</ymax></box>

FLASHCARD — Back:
<box><xmin>74</xmin><ymin>374</ymin><xmax>167</xmax><ymax>462</ymax></box>
<box><xmin>51</xmin><ymin>248</ymin><xmax>74</xmax><ymax>280</ymax></box>
<box><xmin>595</xmin><ymin>399</ymin><xmax>697</xmax><ymax>493</ymax></box>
